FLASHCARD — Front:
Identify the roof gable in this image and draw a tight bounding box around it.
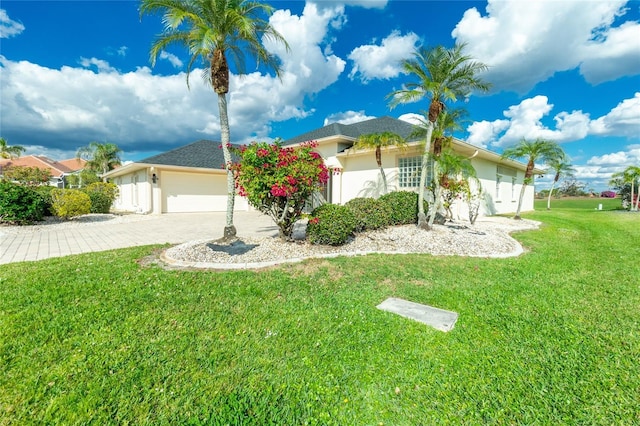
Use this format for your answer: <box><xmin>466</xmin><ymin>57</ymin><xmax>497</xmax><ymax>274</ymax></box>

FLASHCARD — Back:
<box><xmin>0</xmin><ymin>155</ymin><xmax>73</xmax><ymax>177</ymax></box>
<box><xmin>139</xmin><ymin>139</ymin><xmax>238</xmax><ymax>169</ymax></box>
<box><xmin>282</xmin><ymin>116</ymin><xmax>419</xmax><ymax>145</ymax></box>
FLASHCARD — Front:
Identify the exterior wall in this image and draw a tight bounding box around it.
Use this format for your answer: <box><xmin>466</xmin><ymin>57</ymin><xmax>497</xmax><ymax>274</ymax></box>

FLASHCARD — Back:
<box><xmin>112</xmin><ymin>169</ymin><xmax>151</xmax><ymax>213</ymax></box>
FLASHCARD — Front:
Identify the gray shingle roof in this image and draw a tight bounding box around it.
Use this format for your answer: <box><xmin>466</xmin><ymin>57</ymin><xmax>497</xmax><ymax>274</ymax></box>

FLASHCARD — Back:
<box><xmin>282</xmin><ymin>116</ymin><xmax>420</xmax><ymax>145</ymax></box>
<box><xmin>139</xmin><ymin>140</ymin><xmax>239</xmax><ymax>169</ymax></box>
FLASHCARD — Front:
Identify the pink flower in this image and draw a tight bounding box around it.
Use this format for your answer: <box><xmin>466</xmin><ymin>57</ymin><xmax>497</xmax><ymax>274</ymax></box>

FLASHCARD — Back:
<box><xmin>309</xmin><ymin>217</ymin><xmax>319</xmax><ymax>225</ymax></box>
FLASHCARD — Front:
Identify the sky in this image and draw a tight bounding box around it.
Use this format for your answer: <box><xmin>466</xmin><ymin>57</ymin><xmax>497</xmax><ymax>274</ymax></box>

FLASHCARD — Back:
<box><xmin>1</xmin><ymin>0</ymin><xmax>639</xmax><ymax>191</ymax></box>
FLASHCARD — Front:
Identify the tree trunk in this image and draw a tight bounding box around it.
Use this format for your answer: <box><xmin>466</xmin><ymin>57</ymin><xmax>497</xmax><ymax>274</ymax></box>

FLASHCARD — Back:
<box><xmin>417</xmin><ymin>121</ymin><xmax>434</xmax><ymax>230</ymax></box>
<box><xmin>427</xmin><ymin>160</ymin><xmax>441</xmax><ymax>228</ymax></box>
<box><xmin>217</xmin><ymin>93</ymin><xmax>237</xmax><ymax>239</ymax></box>
<box><xmin>514</xmin><ymin>183</ymin><xmax>527</xmax><ymax>220</ymax></box>
<box><xmin>375</xmin><ymin>147</ymin><xmax>388</xmax><ymax>194</ymax></box>
<box><xmin>547</xmin><ymin>180</ymin><xmax>557</xmax><ymax>210</ymax></box>
<box><xmin>632</xmin><ymin>181</ymin><xmax>637</xmax><ymax>211</ymax></box>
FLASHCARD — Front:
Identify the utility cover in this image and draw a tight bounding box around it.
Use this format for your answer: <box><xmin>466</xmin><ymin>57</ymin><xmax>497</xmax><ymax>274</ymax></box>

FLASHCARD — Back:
<box><xmin>377</xmin><ymin>297</ymin><xmax>458</xmax><ymax>332</ymax></box>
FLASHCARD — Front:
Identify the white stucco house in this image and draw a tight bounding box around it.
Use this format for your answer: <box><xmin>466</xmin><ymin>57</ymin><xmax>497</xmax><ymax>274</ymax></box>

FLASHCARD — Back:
<box><xmin>103</xmin><ymin>117</ymin><xmax>542</xmax><ymax>217</ymax></box>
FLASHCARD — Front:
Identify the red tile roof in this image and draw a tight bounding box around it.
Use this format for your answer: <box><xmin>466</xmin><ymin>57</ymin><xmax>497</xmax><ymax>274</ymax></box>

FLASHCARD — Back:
<box><xmin>0</xmin><ymin>156</ymin><xmax>85</xmax><ymax>177</ymax></box>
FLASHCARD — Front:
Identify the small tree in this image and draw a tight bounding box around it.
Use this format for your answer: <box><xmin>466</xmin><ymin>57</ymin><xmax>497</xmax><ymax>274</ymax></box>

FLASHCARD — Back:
<box><xmin>0</xmin><ymin>137</ymin><xmax>25</xmax><ymax>159</ymax></box>
<box><xmin>545</xmin><ymin>157</ymin><xmax>575</xmax><ymax>210</ymax></box>
<box><xmin>353</xmin><ymin>132</ymin><xmax>406</xmax><ymax>194</ymax></box>
<box><xmin>3</xmin><ymin>166</ymin><xmax>51</xmax><ymax>186</ymax></box>
<box><xmin>233</xmin><ymin>141</ymin><xmax>329</xmax><ymax>240</ymax></box>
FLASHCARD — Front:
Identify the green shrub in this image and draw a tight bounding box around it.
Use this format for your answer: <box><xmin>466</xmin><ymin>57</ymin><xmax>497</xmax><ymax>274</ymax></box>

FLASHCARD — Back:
<box><xmin>51</xmin><ymin>189</ymin><xmax>91</xmax><ymax>219</ymax></box>
<box><xmin>0</xmin><ymin>181</ymin><xmax>46</xmax><ymax>225</ymax></box>
<box><xmin>345</xmin><ymin>197</ymin><xmax>392</xmax><ymax>232</ymax></box>
<box><xmin>84</xmin><ymin>182</ymin><xmax>118</xmax><ymax>213</ymax></box>
<box><xmin>307</xmin><ymin>204</ymin><xmax>357</xmax><ymax>246</ymax></box>
<box><xmin>33</xmin><ymin>185</ymin><xmax>56</xmax><ymax>216</ymax></box>
<box><xmin>379</xmin><ymin>191</ymin><xmax>426</xmax><ymax>225</ymax></box>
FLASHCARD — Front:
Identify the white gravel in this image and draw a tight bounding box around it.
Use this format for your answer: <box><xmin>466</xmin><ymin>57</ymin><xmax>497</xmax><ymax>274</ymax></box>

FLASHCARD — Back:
<box><xmin>162</xmin><ymin>216</ymin><xmax>541</xmax><ymax>269</ymax></box>
<box><xmin>0</xmin><ymin>213</ymin><xmax>153</xmax><ymax>234</ymax></box>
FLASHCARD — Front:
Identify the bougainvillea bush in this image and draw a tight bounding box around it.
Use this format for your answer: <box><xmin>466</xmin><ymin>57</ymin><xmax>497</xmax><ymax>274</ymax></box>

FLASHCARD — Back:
<box><xmin>232</xmin><ymin>141</ymin><xmax>329</xmax><ymax>240</ymax></box>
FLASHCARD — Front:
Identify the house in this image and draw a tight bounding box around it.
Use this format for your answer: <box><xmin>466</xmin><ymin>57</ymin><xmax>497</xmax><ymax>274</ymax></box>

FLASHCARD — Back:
<box><xmin>103</xmin><ymin>140</ymin><xmax>248</xmax><ymax>214</ymax></box>
<box><xmin>0</xmin><ymin>155</ymin><xmax>86</xmax><ymax>187</ymax></box>
<box><xmin>104</xmin><ymin>117</ymin><xmax>541</xmax><ymax>217</ymax></box>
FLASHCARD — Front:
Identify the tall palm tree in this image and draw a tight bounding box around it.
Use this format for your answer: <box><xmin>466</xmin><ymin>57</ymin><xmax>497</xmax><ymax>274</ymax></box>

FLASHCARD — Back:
<box><xmin>0</xmin><ymin>137</ymin><xmax>25</xmax><ymax>159</ymax></box>
<box><xmin>353</xmin><ymin>132</ymin><xmax>406</xmax><ymax>194</ymax></box>
<box><xmin>545</xmin><ymin>157</ymin><xmax>575</xmax><ymax>210</ymax></box>
<box><xmin>388</xmin><ymin>43</ymin><xmax>490</xmax><ymax>229</ymax></box>
<box><xmin>140</xmin><ymin>0</ymin><xmax>289</xmax><ymax>239</ymax></box>
<box><xmin>76</xmin><ymin>142</ymin><xmax>122</xmax><ymax>175</ymax></box>
<box><xmin>501</xmin><ymin>138</ymin><xmax>565</xmax><ymax>219</ymax></box>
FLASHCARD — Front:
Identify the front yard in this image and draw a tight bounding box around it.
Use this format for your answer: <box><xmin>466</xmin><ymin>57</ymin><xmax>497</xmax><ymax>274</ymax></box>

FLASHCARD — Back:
<box><xmin>1</xmin><ymin>198</ymin><xmax>638</xmax><ymax>424</ymax></box>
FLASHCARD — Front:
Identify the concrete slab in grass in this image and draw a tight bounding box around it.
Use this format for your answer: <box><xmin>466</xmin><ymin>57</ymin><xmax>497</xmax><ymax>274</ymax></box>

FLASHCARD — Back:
<box><xmin>377</xmin><ymin>297</ymin><xmax>458</xmax><ymax>332</ymax></box>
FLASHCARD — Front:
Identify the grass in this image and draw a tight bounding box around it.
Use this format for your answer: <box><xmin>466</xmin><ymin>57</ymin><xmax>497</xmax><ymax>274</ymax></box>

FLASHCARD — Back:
<box><xmin>1</xmin><ymin>198</ymin><xmax>638</xmax><ymax>424</ymax></box>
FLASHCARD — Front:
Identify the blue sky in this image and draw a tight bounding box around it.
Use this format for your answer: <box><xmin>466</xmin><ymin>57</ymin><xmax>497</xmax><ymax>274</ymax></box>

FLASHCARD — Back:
<box><xmin>1</xmin><ymin>0</ymin><xmax>639</xmax><ymax>191</ymax></box>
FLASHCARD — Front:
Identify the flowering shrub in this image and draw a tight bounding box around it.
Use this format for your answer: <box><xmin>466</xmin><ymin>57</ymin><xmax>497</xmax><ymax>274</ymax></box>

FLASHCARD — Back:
<box><xmin>232</xmin><ymin>140</ymin><xmax>329</xmax><ymax>240</ymax></box>
<box><xmin>307</xmin><ymin>204</ymin><xmax>356</xmax><ymax>246</ymax></box>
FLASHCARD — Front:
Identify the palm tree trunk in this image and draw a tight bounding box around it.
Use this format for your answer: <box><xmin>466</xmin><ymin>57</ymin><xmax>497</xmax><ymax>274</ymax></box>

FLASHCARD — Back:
<box><xmin>515</xmin><ymin>183</ymin><xmax>527</xmax><ymax>220</ymax></box>
<box><xmin>547</xmin><ymin>181</ymin><xmax>557</xmax><ymax>210</ymax></box>
<box><xmin>379</xmin><ymin>167</ymin><xmax>388</xmax><ymax>194</ymax></box>
<box><xmin>632</xmin><ymin>181</ymin><xmax>637</xmax><ymax>211</ymax></box>
<box><xmin>427</xmin><ymin>161</ymin><xmax>442</xmax><ymax>228</ymax></box>
<box><xmin>218</xmin><ymin>93</ymin><xmax>237</xmax><ymax>239</ymax></box>
<box><xmin>417</xmin><ymin>122</ymin><xmax>434</xmax><ymax>229</ymax></box>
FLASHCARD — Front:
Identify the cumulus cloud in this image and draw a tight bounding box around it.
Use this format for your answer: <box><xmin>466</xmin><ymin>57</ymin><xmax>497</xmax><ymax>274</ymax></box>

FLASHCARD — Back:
<box><xmin>159</xmin><ymin>51</ymin><xmax>184</xmax><ymax>69</ymax></box>
<box><xmin>452</xmin><ymin>0</ymin><xmax>640</xmax><ymax>92</ymax></box>
<box><xmin>467</xmin><ymin>93</ymin><xmax>640</xmax><ymax>149</ymax></box>
<box><xmin>348</xmin><ymin>30</ymin><xmax>419</xmax><ymax>82</ymax></box>
<box><xmin>324</xmin><ymin>110</ymin><xmax>375</xmax><ymax>125</ymax></box>
<box><xmin>587</xmin><ymin>144</ymin><xmax>640</xmax><ymax>167</ymax></box>
<box><xmin>0</xmin><ymin>9</ymin><xmax>24</xmax><ymax>38</ymax></box>
<box><xmin>0</xmin><ymin>2</ymin><xmax>355</xmax><ymax>157</ymax></box>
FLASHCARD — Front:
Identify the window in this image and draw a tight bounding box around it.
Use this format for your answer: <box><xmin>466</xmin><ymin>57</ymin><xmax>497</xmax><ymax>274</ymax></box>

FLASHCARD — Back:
<box><xmin>495</xmin><ymin>174</ymin><xmax>502</xmax><ymax>201</ymax></box>
<box><xmin>399</xmin><ymin>156</ymin><xmax>433</xmax><ymax>188</ymax></box>
<box><xmin>511</xmin><ymin>177</ymin><xmax>517</xmax><ymax>201</ymax></box>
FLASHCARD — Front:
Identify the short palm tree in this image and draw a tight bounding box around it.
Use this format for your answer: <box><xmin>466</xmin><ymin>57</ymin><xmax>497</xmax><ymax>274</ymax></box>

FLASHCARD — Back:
<box><xmin>140</xmin><ymin>0</ymin><xmax>289</xmax><ymax>239</ymax></box>
<box><xmin>388</xmin><ymin>43</ymin><xmax>490</xmax><ymax>229</ymax></box>
<box><xmin>76</xmin><ymin>142</ymin><xmax>122</xmax><ymax>175</ymax></box>
<box><xmin>0</xmin><ymin>137</ymin><xmax>25</xmax><ymax>159</ymax></box>
<box><xmin>436</xmin><ymin>148</ymin><xmax>478</xmax><ymax>220</ymax></box>
<box><xmin>545</xmin><ymin>157</ymin><xmax>575</xmax><ymax>210</ymax></box>
<box><xmin>353</xmin><ymin>132</ymin><xmax>406</xmax><ymax>194</ymax></box>
<box><xmin>501</xmin><ymin>138</ymin><xmax>565</xmax><ymax>219</ymax></box>
<box><xmin>612</xmin><ymin>165</ymin><xmax>640</xmax><ymax>211</ymax></box>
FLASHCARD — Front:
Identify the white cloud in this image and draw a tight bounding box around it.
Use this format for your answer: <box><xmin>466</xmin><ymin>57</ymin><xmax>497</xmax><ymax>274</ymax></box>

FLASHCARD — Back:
<box><xmin>467</xmin><ymin>94</ymin><xmax>640</xmax><ymax>148</ymax></box>
<box><xmin>587</xmin><ymin>144</ymin><xmax>640</xmax><ymax>167</ymax></box>
<box><xmin>452</xmin><ymin>0</ymin><xmax>640</xmax><ymax>92</ymax></box>
<box><xmin>589</xmin><ymin>92</ymin><xmax>640</xmax><ymax>137</ymax></box>
<box><xmin>117</xmin><ymin>46</ymin><xmax>128</xmax><ymax>57</ymax></box>
<box><xmin>397</xmin><ymin>113</ymin><xmax>424</xmax><ymax>127</ymax></box>
<box><xmin>79</xmin><ymin>57</ymin><xmax>117</xmax><ymax>73</ymax></box>
<box><xmin>348</xmin><ymin>30</ymin><xmax>419</xmax><ymax>83</ymax></box>
<box><xmin>159</xmin><ymin>51</ymin><xmax>184</xmax><ymax>69</ymax></box>
<box><xmin>324</xmin><ymin>110</ymin><xmax>375</xmax><ymax>125</ymax></box>
<box><xmin>0</xmin><ymin>9</ymin><xmax>24</xmax><ymax>38</ymax></box>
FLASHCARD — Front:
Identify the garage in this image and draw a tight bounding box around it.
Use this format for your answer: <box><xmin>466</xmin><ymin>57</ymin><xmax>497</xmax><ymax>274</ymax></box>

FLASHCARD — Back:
<box><xmin>160</xmin><ymin>170</ymin><xmax>247</xmax><ymax>213</ymax></box>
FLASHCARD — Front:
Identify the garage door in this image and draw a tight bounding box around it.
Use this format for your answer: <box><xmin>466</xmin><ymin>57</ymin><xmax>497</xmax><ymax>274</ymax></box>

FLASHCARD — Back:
<box><xmin>161</xmin><ymin>171</ymin><xmax>247</xmax><ymax>213</ymax></box>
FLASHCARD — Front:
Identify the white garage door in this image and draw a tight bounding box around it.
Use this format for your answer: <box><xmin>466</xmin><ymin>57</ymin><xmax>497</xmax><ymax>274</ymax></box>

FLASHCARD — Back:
<box><xmin>161</xmin><ymin>171</ymin><xmax>247</xmax><ymax>213</ymax></box>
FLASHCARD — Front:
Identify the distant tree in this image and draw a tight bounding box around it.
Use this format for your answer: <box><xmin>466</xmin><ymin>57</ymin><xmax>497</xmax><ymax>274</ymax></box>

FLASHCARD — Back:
<box><xmin>501</xmin><ymin>138</ymin><xmax>565</xmax><ymax>219</ymax></box>
<box><xmin>558</xmin><ymin>179</ymin><xmax>588</xmax><ymax>197</ymax></box>
<box><xmin>140</xmin><ymin>0</ymin><xmax>289</xmax><ymax>240</ymax></box>
<box><xmin>389</xmin><ymin>43</ymin><xmax>490</xmax><ymax>229</ymax></box>
<box><xmin>76</xmin><ymin>142</ymin><xmax>122</xmax><ymax>175</ymax></box>
<box><xmin>0</xmin><ymin>137</ymin><xmax>25</xmax><ymax>159</ymax></box>
<box><xmin>3</xmin><ymin>166</ymin><xmax>51</xmax><ymax>186</ymax></box>
<box><xmin>545</xmin><ymin>157</ymin><xmax>575</xmax><ymax>210</ymax></box>
<box><xmin>611</xmin><ymin>165</ymin><xmax>640</xmax><ymax>211</ymax></box>
<box><xmin>353</xmin><ymin>132</ymin><xmax>406</xmax><ymax>194</ymax></box>
<box><xmin>65</xmin><ymin>170</ymin><xmax>100</xmax><ymax>188</ymax></box>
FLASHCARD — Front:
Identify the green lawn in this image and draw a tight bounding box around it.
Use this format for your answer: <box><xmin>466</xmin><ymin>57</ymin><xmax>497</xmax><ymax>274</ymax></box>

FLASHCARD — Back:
<box><xmin>1</xmin><ymin>199</ymin><xmax>639</xmax><ymax>424</ymax></box>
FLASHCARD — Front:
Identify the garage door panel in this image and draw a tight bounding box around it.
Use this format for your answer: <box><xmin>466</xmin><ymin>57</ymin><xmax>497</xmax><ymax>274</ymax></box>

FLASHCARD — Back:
<box><xmin>161</xmin><ymin>171</ymin><xmax>246</xmax><ymax>213</ymax></box>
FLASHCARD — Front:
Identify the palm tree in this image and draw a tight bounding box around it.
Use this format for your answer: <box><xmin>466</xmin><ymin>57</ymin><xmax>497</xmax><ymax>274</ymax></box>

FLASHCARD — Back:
<box><xmin>501</xmin><ymin>138</ymin><xmax>565</xmax><ymax>219</ymax></box>
<box><xmin>545</xmin><ymin>157</ymin><xmax>575</xmax><ymax>210</ymax></box>
<box><xmin>0</xmin><ymin>137</ymin><xmax>25</xmax><ymax>159</ymax></box>
<box><xmin>436</xmin><ymin>148</ymin><xmax>478</xmax><ymax>220</ymax></box>
<box><xmin>140</xmin><ymin>0</ymin><xmax>289</xmax><ymax>240</ymax></box>
<box><xmin>388</xmin><ymin>43</ymin><xmax>490</xmax><ymax>229</ymax></box>
<box><xmin>612</xmin><ymin>165</ymin><xmax>640</xmax><ymax>211</ymax></box>
<box><xmin>353</xmin><ymin>132</ymin><xmax>406</xmax><ymax>194</ymax></box>
<box><xmin>76</xmin><ymin>142</ymin><xmax>122</xmax><ymax>175</ymax></box>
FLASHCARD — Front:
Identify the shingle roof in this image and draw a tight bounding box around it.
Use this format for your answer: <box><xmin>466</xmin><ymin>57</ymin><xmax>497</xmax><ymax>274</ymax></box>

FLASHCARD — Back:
<box><xmin>282</xmin><ymin>116</ymin><xmax>420</xmax><ymax>145</ymax></box>
<box><xmin>139</xmin><ymin>140</ymin><xmax>239</xmax><ymax>169</ymax></box>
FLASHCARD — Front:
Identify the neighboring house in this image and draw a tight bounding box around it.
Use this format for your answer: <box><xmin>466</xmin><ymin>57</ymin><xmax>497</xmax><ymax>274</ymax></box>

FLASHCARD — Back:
<box><xmin>0</xmin><ymin>155</ymin><xmax>86</xmax><ymax>187</ymax></box>
<box><xmin>102</xmin><ymin>140</ymin><xmax>248</xmax><ymax>214</ymax></box>
<box><xmin>104</xmin><ymin>117</ymin><xmax>541</xmax><ymax>217</ymax></box>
